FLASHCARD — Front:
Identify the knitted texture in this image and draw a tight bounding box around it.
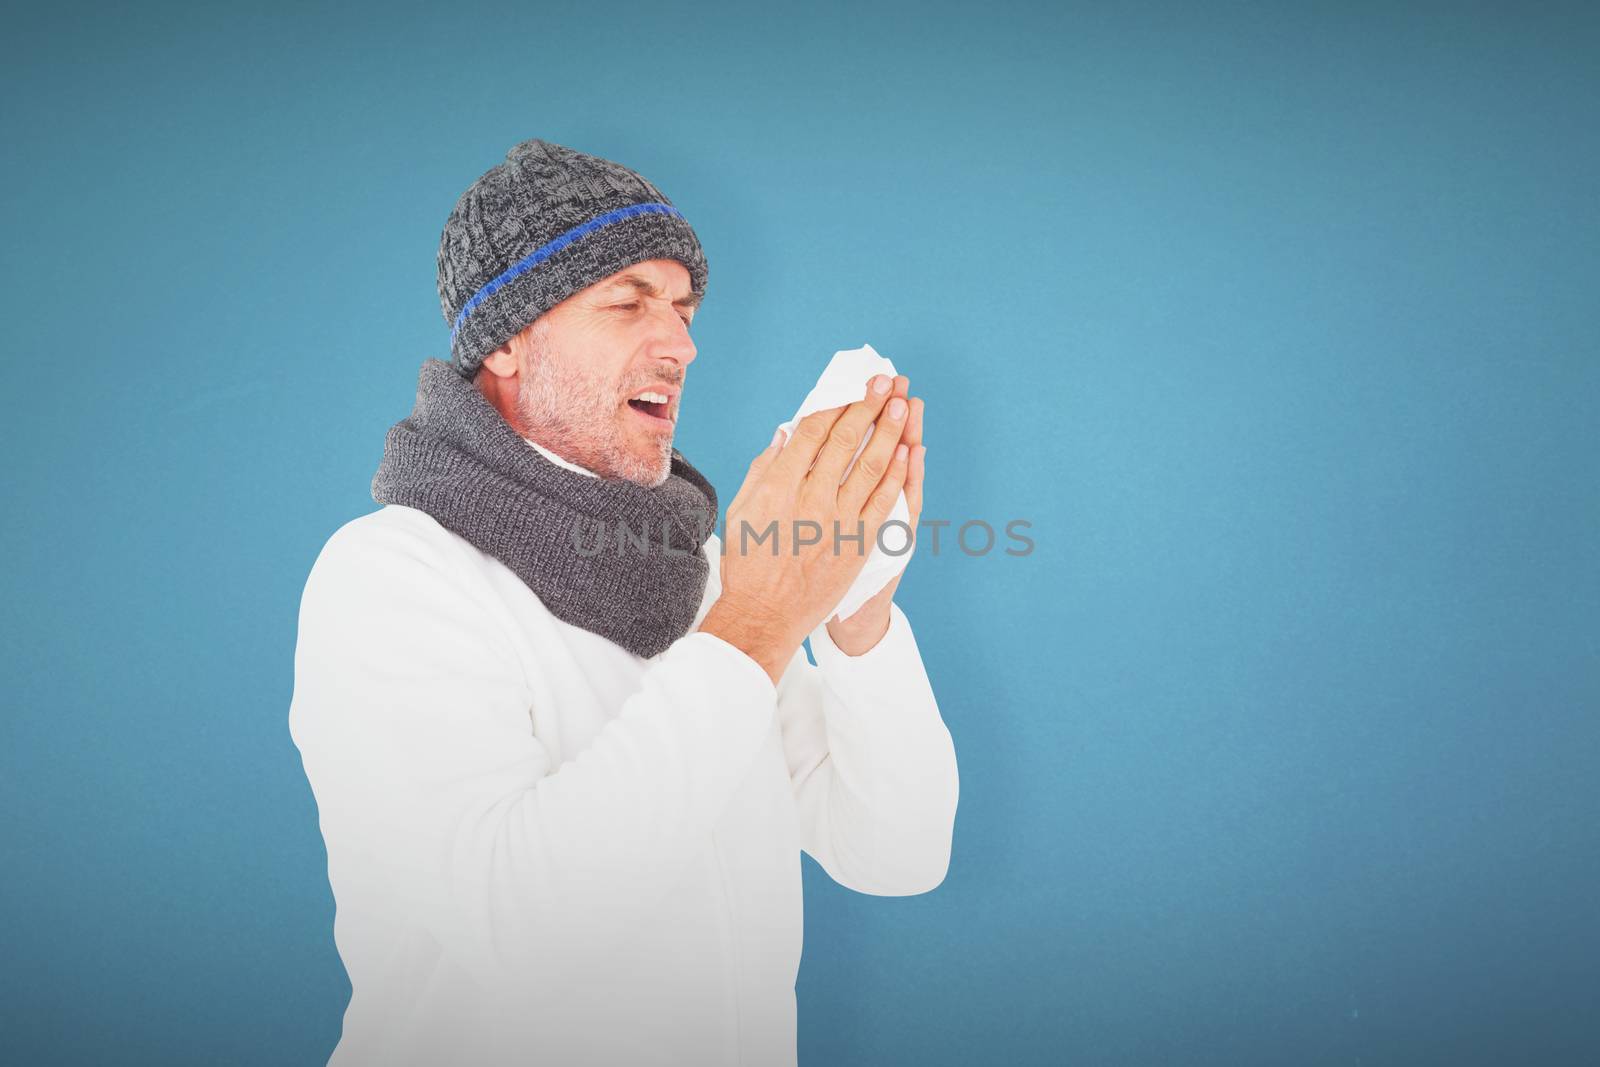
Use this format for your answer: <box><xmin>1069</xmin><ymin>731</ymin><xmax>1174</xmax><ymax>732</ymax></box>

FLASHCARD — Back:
<box><xmin>437</xmin><ymin>138</ymin><xmax>708</xmax><ymax>377</ymax></box>
<box><xmin>372</xmin><ymin>358</ymin><xmax>719</xmax><ymax>659</ymax></box>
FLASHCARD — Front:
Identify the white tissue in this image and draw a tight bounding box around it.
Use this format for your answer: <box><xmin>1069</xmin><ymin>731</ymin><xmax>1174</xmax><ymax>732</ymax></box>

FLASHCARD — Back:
<box><xmin>775</xmin><ymin>343</ymin><xmax>914</xmax><ymax>622</ymax></box>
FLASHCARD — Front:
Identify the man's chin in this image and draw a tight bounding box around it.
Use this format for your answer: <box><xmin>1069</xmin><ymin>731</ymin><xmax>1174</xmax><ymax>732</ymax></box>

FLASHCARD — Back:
<box><xmin>620</xmin><ymin>464</ymin><xmax>672</xmax><ymax>489</ymax></box>
<box><xmin>610</xmin><ymin>438</ymin><xmax>674</xmax><ymax>488</ymax></box>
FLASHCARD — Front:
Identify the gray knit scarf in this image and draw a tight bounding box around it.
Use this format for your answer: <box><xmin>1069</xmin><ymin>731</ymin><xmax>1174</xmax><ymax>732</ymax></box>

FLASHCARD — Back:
<box><xmin>372</xmin><ymin>358</ymin><xmax>719</xmax><ymax>659</ymax></box>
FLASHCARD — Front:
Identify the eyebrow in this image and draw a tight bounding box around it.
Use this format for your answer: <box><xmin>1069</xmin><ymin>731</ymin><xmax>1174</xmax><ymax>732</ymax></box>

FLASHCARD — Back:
<box><xmin>603</xmin><ymin>272</ymin><xmax>703</xmax><ymax>310</ymax></box>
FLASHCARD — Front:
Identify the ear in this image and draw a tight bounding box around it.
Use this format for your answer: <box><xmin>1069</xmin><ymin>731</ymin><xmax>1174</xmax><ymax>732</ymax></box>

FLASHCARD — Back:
<box><xmin>474</xmin><ymin>341</ymin><xmax>523</xmax><ymax>429</ymax></box>
<box><xmin>479</xmin><ymin>343</ymin><xmax>518</xmax><ymax>379</ymax></box>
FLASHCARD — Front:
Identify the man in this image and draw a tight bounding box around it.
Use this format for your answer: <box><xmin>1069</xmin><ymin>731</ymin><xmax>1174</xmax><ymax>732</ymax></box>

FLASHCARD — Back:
<box><xmin>289</xmin><ymin>138</ymin><xmax>959</xmax><ymax>1067</ymax></box>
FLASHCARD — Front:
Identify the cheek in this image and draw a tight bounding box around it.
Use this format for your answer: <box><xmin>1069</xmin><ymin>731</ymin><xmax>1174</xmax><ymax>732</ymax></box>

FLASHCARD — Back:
<box><xmin>560</xmin><ymin>318</ymin><xmax>645</xmax><ymax>406</ymax></box>
<box><xmin>580</xmin><ymin>314</ymin><xmax>642</xmax><ymax>355</ymax></box>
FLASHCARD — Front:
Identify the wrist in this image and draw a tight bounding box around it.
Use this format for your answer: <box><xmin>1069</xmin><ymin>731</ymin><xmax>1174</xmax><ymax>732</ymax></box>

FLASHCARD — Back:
<box><xmin>824</xmin><ymin>606</ymin><xmax>891</xmax><ymax>656</ymax></box>
<box><xmin>697</xmin><ymin>596</ymin><xmax>799</xmax><ymax>685</ymax></box>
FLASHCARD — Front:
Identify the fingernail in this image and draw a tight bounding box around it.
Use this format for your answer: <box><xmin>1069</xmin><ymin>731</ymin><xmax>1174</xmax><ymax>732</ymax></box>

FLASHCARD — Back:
<box><xmin>871</xmin><ymin>375</ymin><xmax>890</xmax><ymax>395</ymax></box>
<box><xmin>771</xmin><ymin>427</ymin><xmax>786</xmax><ymax>448</ymax></box>
<box><xmin>888</xmin><ymin>397</ymin><xmax>907</xmax><ymax>419</ymax></box>
<box><xmin>896</xmin><ymin>443</ymin><xmax>909</xmax><ymax>461</ymax></box>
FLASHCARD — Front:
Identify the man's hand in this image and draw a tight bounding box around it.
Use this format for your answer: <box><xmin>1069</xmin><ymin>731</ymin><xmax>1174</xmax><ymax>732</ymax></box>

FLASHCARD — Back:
<box><xmin>824</xmin><ymin>375</ymin><xmax>925</xmax><ymax>655</ymax></box>
<box><xmin>697</xmin><ymin>373</ymin><xmax>918</xmax><ymax>683</ymax></box>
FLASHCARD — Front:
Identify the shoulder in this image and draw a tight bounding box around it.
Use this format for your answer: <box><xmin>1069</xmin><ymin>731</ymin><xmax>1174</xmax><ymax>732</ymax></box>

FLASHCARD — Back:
<box><xmin>300</xmin><ymin>505</ymin><xmax>492</xmax><ymax>618</ymax></box>
<box><xmin>310</xmin><ymin>505</ymin><xmax>472</xmax><ymax>580</ymax></box>
<box><xmin>296</xmin><ymin>505</ymin><xmax>530</xmax><ymax>667</ymax></box>
<box><xmin>290</xmin><ymin>509</ymin><xmax>532</xmax><ymax>738</ymax></box>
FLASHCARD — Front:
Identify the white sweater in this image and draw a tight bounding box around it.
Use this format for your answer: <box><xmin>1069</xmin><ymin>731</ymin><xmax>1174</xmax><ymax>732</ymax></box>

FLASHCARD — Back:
<box><xmin>288</xmin><ymin>501</ymin><xmax>960</xmax><ymax>1066</ymax></box>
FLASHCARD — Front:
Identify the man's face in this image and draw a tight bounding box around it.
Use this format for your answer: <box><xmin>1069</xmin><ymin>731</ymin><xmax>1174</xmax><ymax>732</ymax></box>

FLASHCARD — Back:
<box><xmin>504</xmin><ymin>259</ymin><xmax>700</xmax><ymax>488</ymax></box>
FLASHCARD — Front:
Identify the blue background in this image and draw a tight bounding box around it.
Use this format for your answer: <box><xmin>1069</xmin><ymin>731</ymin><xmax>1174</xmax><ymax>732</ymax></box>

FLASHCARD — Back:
<box><xmin>3</xmin><ymin>1</ymin><xmax>1596</xmax><ymax>1064</ymax></box>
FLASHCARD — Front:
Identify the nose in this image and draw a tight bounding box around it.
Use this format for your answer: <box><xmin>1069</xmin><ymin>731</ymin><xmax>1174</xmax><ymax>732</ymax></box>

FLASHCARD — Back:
<box><xmin>647</xmin><ymin>301</ymin><xmax>697</xmax><ymax>370</ymax></box>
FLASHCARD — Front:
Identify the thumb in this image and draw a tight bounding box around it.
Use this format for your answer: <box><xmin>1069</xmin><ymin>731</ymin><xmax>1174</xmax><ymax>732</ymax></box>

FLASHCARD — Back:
<box><xmin>749</xmin><ymin>426</ymin><xmax>788</xmax><ymax>475</ymax></box>
<box><xmin>729</xmin><ymin>426</ymin><xmax>788</xmax><ymax>515</ymax></box>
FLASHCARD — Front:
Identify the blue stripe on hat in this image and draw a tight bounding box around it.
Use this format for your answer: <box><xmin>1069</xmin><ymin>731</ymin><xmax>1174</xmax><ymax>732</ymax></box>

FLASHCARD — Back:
<box><xmin>450</xmin><ymin>202</ymin><xmax>686</xmax><ymax>342</ymax></box>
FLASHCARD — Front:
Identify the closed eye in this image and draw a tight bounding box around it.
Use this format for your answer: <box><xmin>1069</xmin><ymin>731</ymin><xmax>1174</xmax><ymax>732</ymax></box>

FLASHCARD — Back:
<box><xmin>609</xmin><ymin>302</ymin><xmax>692</xmax><ymax>328</ymax></box>
<box><xmin>608</xmin><ymin>303</ymin><xmax>691</xmax><ymax>329</ymax></box>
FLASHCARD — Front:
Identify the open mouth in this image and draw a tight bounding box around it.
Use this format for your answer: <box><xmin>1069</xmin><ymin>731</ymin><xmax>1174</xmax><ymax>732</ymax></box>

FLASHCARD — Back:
<box><xmin>626</xmin><ymin>397</ymin><xmax>672</xmax><ymax>424</ymax></box>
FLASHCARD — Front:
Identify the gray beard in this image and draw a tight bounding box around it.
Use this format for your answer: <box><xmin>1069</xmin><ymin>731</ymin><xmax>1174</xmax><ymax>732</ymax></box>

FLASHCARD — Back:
<box><xmin>513</xmin><ymin>337</ymin><xmax>675</xmax><ymax>489</ymax></box>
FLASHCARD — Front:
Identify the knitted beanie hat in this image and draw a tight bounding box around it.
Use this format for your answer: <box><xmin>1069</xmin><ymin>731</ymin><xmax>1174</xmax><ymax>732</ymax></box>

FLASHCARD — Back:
<box><xmin>436</xmin><ymin>138</ymin><xmax>708</xmax><ymax>377</ymax></box>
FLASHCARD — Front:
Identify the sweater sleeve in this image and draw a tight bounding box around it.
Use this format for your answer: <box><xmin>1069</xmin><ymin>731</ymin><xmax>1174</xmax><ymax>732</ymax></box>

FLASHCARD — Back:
<box><xmin>772</xmin><ymin>600</ymin><xmax>960</xmax><ymax>896</ymax></box>
<box><xmin>287</xmin><ymin>516</ymin><xmax>777</xmax><ymax>992</ymax></box>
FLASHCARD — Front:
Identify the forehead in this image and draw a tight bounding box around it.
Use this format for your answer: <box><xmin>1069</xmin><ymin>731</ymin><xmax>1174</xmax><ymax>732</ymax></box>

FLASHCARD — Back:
<box><xmin>590</xmin><ymin>259</ymin><xmax>694</xmax><ymax>298</ymax></box>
